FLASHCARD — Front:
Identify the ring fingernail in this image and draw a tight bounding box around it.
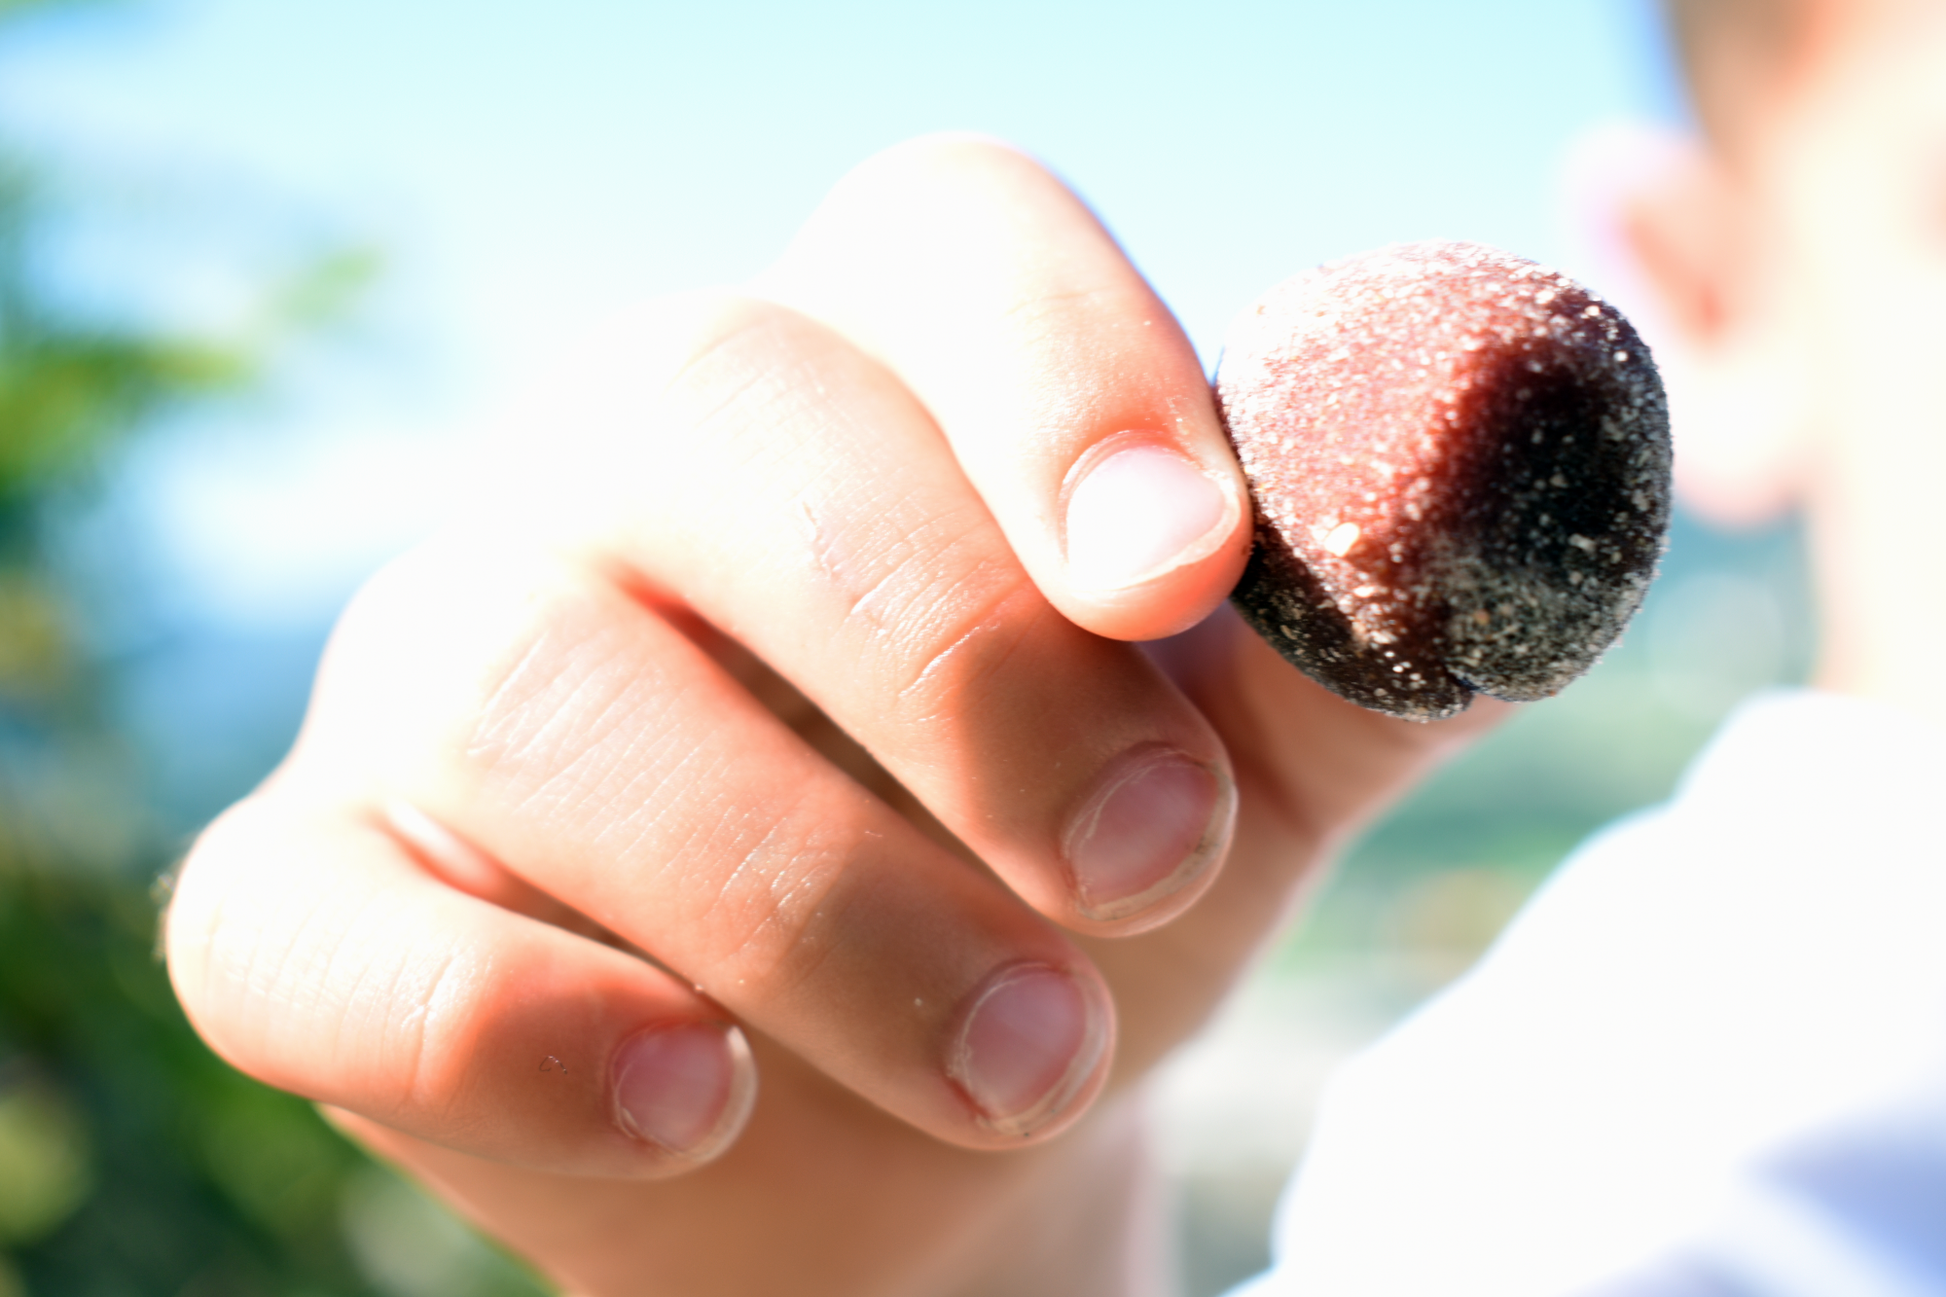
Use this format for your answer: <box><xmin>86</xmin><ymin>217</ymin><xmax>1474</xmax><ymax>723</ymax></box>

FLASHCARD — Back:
<box><xmin>949</xmin><ymin>963</ymin><xmax>1109</xmax><ymax>1138</ymax></box>
<box><xmin>612</xmin><ymin>1021</ymin><xmax>756</xmax><ymax>1161</ymax></box>
<box><xmin>1064</xmin><ymin>747</ymin><xmax>1232</xmax><ymax>923</ymax></box>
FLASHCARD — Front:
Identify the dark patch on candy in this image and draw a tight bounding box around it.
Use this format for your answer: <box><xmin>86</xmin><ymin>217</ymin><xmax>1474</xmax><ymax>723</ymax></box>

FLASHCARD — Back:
<box><xmin>1216</xmin><ymin>242</ymin><xmax>1672</xmax><ymax>721</ymax></box>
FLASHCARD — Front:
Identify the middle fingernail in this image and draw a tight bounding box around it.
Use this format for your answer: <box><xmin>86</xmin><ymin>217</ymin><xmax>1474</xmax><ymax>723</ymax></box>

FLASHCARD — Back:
<box><xmin>1063</xmin><ymin>747</ymin><xmax>1233</xmax><ymax>924</ymax></box>
<box><xmin>1063</xmin><ymin>437</ymin><xmax>1237</xmax><ymax>593</ymax></box>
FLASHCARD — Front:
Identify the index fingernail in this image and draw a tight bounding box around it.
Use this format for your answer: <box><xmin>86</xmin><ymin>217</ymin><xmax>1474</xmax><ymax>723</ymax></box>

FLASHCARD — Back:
<box><xmin>1064</xmin><ymin>439</ymin><xmax>1236</xmax><ymax>593</ymax></box>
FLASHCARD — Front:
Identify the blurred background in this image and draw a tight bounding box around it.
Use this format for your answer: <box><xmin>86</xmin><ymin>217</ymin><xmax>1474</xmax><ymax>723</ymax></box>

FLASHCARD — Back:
<box><xmin>0</xmin><ymin>1</ymin><xmax>1812</xmax><ymax>1293</ymax></box>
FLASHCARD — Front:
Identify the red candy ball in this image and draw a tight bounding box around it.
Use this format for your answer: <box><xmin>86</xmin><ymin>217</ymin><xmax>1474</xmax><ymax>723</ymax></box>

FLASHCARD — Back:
<box><xmin>1217</xmin><ymin>242</ymin><xmax>1671</xmax><ymax>720</ymax></box>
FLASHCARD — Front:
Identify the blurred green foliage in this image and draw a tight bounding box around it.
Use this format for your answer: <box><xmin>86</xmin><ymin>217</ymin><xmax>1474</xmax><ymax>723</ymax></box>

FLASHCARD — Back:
<box><xmin>0</xmin><ymin>3</ymin><xmax>539</xmax><ymax>1293</ymax></box>
<box><xmin>0</xmin><ymin>866</ymin><xmax>375</xmax><ymax>1294</ymax></box>
<box><xmin>0</xmin><ymin>160</ymin><xmax>246</xmax><ymax>517</ymax></box>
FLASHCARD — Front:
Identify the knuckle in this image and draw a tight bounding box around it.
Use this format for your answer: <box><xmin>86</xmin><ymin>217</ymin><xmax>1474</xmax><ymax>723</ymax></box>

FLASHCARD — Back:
<box><xmin>300</xmin><ymin>543</ymin><xmax>508</xmax><ymax>763</ymax></box>
<box><xmin>796</xmin><ymin>478</ymin><xmax>1054</xmax><ymax>730</ymax></box>
<box><xmin>173</xmin><ymin>796</ymin><xmax>546</xmax><ymax>1134</ymax></box>
<box><xmin>832</xmin><ymin>134</ymin><xmax>1049</xmax><ymax>222</ymax></box>
<box><xmin>652</xmin><ymin>297</ymin><xmax>856</xmax><ymax>473</ymax></box>
<box><xmin>168</xmin><ymin>800</ymin><xmax>432</xmax><ymax>1105</ymax></box>
<box><xmin>453</xmin><ymin>565</ymin><xmax>680</xmax><ymax>821</ymax></box>
<box><xmin>884</xmin><ymin>558</ymin><xmax>1049</xmax><ymax>725</ymax></box>
<box><xmin>687</xmin><ymin>794</ymin><xmax>854</xmax><ymax>995</ymax></box>
<box><xmin>618</xmin><ymin>742</ymin><xmax>859</xmax><ymax>996</ymax></box>
<box><xmin>311</xmin><ymin>541</ymin><xmax>627</xmax><ymax>803</ymax></box>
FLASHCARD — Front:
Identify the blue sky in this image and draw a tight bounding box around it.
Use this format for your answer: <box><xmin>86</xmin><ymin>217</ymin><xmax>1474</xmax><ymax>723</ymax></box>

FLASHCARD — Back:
<box><xmin>2</xmin><ymin>0</ymin><xmax>1685</xmax><ymax>629</ymax></box>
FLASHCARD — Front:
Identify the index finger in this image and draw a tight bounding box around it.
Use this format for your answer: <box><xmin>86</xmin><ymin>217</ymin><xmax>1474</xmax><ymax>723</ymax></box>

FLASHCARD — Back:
<box><xmin>752</xmin><ymin>135</ymin><xmax>1252</xmax><ymax>643</ymax></box>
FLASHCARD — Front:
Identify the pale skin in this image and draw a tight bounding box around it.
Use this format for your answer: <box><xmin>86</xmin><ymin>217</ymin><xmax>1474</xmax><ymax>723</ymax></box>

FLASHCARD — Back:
<box><xmin>165</xmin><ymin>139</ymin><xmax>1502</xmax><ymax>1297</ymax></box>
<box><xmin>1618</xmin><ymin>0</ymin><xmax>1946</xmax><ymax>724</ymax></box>
<box><xmin>164</xmin><ymin>0</ymin><xmax>1946</xmax><ymax>1285</ymax></box>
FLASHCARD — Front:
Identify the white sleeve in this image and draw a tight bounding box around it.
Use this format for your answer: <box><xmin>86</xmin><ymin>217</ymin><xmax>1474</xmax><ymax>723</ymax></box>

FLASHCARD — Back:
<box><xmin>1230</xmin><ymin>690</ymin><xmax>1946</xmax><ymax>1297</ymax></box>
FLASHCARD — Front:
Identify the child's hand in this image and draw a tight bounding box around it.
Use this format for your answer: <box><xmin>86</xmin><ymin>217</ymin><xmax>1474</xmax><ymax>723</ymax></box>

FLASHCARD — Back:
<box><xmin>165</xmin><ymin>137</ymin><xmax>1499</xmax><ymax>1296</ymax></box>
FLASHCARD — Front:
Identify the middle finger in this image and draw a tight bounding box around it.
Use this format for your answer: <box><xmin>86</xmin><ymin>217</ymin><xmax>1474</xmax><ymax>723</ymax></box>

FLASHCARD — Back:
<box><xmin>578</xmin><ymin>293</ymin><xmax>1238</xmax><ymax>936</ymax></box>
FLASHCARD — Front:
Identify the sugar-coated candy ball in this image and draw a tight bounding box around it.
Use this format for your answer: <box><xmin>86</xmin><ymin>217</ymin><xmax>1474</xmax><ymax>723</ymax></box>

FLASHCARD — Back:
<box><xmin>1216</xmin><ymin>242</ymin><xmax>1671</xmax><ymax>721</ymax></box>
